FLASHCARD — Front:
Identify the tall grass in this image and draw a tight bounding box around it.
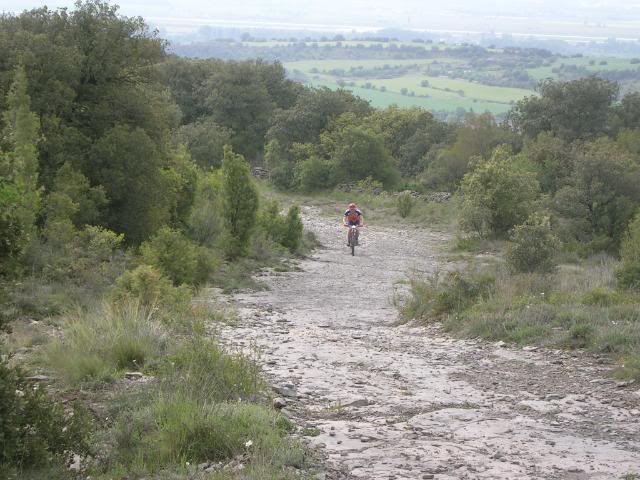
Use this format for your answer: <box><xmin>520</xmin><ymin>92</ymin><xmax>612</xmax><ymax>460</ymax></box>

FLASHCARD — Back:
<box><xmin>43</xmin><ymin>287</ymin><xmax>307</xmax><ymax>478</ymax></box>
<box><xmin>402</xmin><ymin>256</ymin><xmax>640</xmax><ymax>379</ymax></box>
<box><xmin>47</xmin><ymin>300</ymin><xmax>168</xmax><ymax>385</ymax></box>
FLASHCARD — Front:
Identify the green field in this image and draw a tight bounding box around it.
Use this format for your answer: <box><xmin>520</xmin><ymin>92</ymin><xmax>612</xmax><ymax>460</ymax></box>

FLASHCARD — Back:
<box><xmin>228</xmin><ymin>40</ymin><xmax>640</xmax><ymax>116</ymax></box>
<box><xmin>286</xmin><ymin>58</ymin><xmax>534</xmax><ymax>115</ymax></box>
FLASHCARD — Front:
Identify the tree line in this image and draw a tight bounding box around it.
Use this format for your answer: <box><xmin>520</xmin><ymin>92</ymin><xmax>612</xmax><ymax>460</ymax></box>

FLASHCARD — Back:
<box><xmin>3</xmin><ymin>0</ymin><xmax>640</xmax><ymax>279</ymax></box>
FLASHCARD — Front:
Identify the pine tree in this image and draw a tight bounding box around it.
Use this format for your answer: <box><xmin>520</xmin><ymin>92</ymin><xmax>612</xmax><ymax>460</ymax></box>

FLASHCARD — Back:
<box><xmin>282</xmin><ymin>205</ymin><xmax>303</xmax><ymax>253</ymax></box>
<box><xmin>0</xmin><ymin>66</ymin><xmax>41</xmax><ymax>274</ymax></box>
<box><xmin>221</xmin><ymin>145</ymin><xmax>258</xmax><ymax>258</ymax></box>
<box><xmin>3</xmin><ymin>66</ymin><xmax>41</xmax><ymax>223</ymax></box>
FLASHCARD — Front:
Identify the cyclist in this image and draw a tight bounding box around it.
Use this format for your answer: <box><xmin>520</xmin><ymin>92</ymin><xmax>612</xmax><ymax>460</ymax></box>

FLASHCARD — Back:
<box><xmin>343</xmin><ymin>203</ymin><xmax>364</xmax><ymax>246</ymax></box>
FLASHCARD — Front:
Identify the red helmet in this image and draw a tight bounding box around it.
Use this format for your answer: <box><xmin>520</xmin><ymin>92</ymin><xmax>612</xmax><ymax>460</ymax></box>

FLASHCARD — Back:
<box><xmin>348</xmin><ymin>203</ymin><xmax>357</xmax><ymax>209</ymax></box>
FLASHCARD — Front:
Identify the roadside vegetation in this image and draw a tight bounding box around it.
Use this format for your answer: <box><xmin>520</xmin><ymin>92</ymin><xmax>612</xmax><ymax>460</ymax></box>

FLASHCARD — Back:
<box><xmin>400</xmin><ymin>79</ymin><xmax>640</xmax><ymax>381</ymax></box>
<box><xmin>0</xmin><ymin>3</ymin><xmax>310</xmax><ymax>478</ymax></box>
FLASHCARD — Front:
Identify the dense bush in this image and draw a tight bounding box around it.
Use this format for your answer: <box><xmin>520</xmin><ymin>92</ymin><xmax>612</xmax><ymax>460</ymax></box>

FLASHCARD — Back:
<box><xmin>459</xmin><ymin>146</ymin><xmax>539</xmax><ymax>237</ymax></box>
<box><xmin>617</xmin><ymin>213</ymin><xmax>640</xmax><ymax>290</ymax></box>
<box><xmin>295</xmin><ymin>156</ymin><xmax>334</xmax><ymax>192</ymax></box>
<box><xmin>282</xmin><ymin>205</ymin><xmax>304</xmax><ymax>252</ymax></box>
<box><xmin>396</xmin><ymin>191</ymin><xmax>414</xmax><ymax>218</ymax></box>
<box><xmin>506</xmin><ymin>212</ymin><xmax>560</xmax><ymax>273</ymax></box>
<box><xmin>141</xmin><ymin>227</ymin><xmax>218</xmax><ymax>286</ymax></box>
<box><xmin>221</xmin><ymin>146</ymin><xmax>259</xmax><ymax>258</ymax></box>
<box><xmin>257</xmin><ymin>201</ymin><xmax>304</xmax><ymax>253</ymax></box>
<box><xmin>113</xmin><ymin>265</ymin><xmax>192</xmax><ymax>312</ymax></box>
<box><xmin>0</xmin><ymin>351</ymin><xmax>92</xmax><ymax>472</ymax></box>
<box><xmin>187</xmin><ymin>171</ymin><xmax>225</xmax><ymax>247</ymax></box>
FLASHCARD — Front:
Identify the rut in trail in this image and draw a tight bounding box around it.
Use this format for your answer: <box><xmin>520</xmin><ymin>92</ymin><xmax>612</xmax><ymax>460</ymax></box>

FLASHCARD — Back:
<box><xmin>217</xmin><ymin>206</ymin><xmax>640</xmax><ymax>480</ymax></box>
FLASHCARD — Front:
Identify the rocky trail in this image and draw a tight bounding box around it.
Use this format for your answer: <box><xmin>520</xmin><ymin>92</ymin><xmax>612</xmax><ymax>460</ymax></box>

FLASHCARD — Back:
<box><xmin>216</xmin><ymin>207</ymin><xmax>640</xmax><ymax>480</ymax></box>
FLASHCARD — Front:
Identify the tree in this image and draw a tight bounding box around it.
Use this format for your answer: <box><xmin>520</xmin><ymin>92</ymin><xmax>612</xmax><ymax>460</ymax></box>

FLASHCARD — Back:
<box><xmin>362</xmin><ymin>106</ymin><xmax>445</xmax><ymax>167</ymax></box>
<box><xmin>522</xmin><ymin>133</ymin><xmax>573</xmax><ymax>193</ymax></box>
<box><xmin>264</xmin><ymin>139</ymin><xmax>295</xmax><ymax>190</ymax></box>
<box><xmin>88</xmin><ymin>125</ymin><xmax>171</xmax><ymax>243</ymax></box>
<box><xmin>423</xmin><ymin>113</ymin><xmax>518</xmax><ymax>189</ymax></box>
<box><xmin>266</xmin><ymin>87</ymin><xmax>371</xmax><ymax>152</ymax></box>
<box><xmin>507</xmin><ymin>77</ymin><xmax>619</xmax><ymax>141</ymax></box>
<box><xmin>51</xmin><ymin>162</ymin><xmax>107</xmax><ymax>227</ymax></box>
<box><xmin>173</xmin><ymin>117</ymin><xmax>233</xmax><ymax>169</ymax></box>
<box><xmin>221</xmin><ymin>145</ymin><xmax>259</xmax><ymax>257</ymax></box>
<box><xmin>320</xmin><ymin>121</ymin><xmax>399</xmax><ymax>187</ymax></box>
<box><xmin>552</xmin><ymin>138</ymin><xmax>640</xmax><ymax>251</ymax></box>
<box><xmin>611</xmin><ymin>92</ymin><xmax>640</xmax><ymax>132</ymax></box>
<box><xmin>161</xmin><ymin>58</ymin><xmax>300</xmax><ymax>159</ymax></box>
<box><xmin>0</xmin><ymin>1</ymin><xmax>174</xmax><ymax>190</ymax></box>
<box><xmin>460</xmin><ymin>145</ymin><xmax>540</xmax><ymax>237</ymax></box>
<box><xmin>0</xmin><ymin>66</ymin><xmax>41</xmax><ymax>273</ymax></box>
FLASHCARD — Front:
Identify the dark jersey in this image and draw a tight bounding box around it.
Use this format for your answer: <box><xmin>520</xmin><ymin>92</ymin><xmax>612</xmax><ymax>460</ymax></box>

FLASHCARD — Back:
<box><xmin>344</xmin><ymin>208</ymin><xmax>362</xmax><ymax>225</ymax></box>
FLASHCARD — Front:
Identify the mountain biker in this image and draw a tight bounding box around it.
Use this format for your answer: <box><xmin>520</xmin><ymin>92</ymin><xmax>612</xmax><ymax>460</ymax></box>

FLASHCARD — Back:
<box><xmin>343</xmin><ymin>203</ymin><xmax>364</xmax><ymax>246</ymax></box>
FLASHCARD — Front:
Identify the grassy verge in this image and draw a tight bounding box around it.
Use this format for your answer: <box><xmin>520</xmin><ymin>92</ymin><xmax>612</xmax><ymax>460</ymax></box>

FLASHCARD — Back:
<box><xmin>258</xmin><ymin>182</ymin><xmax>458</xmax><ymax>230</ymax></box>
<box><xmin>2</xmin><ymin>282</ymin><xmax>308</xmax><ymax>479</ymax></box>
<box><xmin>401</xmin><ymin>253</ymin><xmax>640</xmax><ymax>380</ymax></box>
<box><xmin>1</xmin><ymin>229</ymin><xmax>314</xmax><ymax>478</ymax></box>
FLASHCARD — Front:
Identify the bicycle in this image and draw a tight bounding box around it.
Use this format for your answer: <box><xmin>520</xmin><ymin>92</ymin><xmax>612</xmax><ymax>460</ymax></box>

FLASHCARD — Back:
<box><xmin>346</xmin><ymin>224</ymin><xmax>362</xmax><ymax>256</ymax></box>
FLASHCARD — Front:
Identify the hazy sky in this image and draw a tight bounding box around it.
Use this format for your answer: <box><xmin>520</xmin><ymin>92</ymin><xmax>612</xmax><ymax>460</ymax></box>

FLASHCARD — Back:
<box><xmin>3</xmin><ymin>0</ymin><xmax>640</xmax><ymax>38</ymax></box>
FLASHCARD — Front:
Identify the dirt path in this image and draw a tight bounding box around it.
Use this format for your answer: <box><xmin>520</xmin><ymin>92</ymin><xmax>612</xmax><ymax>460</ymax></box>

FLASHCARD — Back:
<box><xmin>217</xmin><ymin>207</ymin><xmax>640</xmax><ymax>480</ymax></box>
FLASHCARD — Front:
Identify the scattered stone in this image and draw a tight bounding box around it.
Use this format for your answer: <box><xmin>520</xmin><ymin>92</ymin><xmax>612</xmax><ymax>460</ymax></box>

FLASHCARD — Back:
<box><xmin>273</xmin><ymin>397</ymin><xmax>287</xmax><ymax>409</ymax></box>
<box><xmin>345</xmin><ymin>398</ymin><xmax>373</xmax><ymax>408</ymax></box>
<box><xmin>545</xmin><ymin>394</ymin><xmax>565</xmax><ymax>401</ymax></box>
<box><xmin>26</xmin><ymin>374</ymin><xmax>51</xmax><ymax>382</ymax></box>
<box><xmin>274</xmin><ymin>386</ymin><xmax>297</xmax><ymax>398</ymax></box>
<box><xmin>616</xmin><ymin>380</ymin><xmax>635</xmax><ymax>388</ymax></box>
<box><xmin>251</xmin><ymin>167</ymin><xmax>269</xmax><ymax>179</ymax></box>
<box><xmin>124</xmin><ymin>372</ymin><xmax>143</xmax><ymax>380</ymax></box>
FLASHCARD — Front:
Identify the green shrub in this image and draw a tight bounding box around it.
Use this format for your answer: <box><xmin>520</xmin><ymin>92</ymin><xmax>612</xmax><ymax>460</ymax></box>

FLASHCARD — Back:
<box><xmin>459</xmin><ymin>146</ymin><xmax>539</xmax><ymax>237</ymax></box>
<box><xmin>295</xmin><ymin>156</ymin><xmax>334</xmax><ymax>192</ymax></box>
<box><xmin>617</xmin><ymin>213</ymin><xmax>640</xmax><ymax>290</ymax></box>
<box><xmin>222</xmin><ymin>146</ymin><xmax>259</xmax><ymax>258</ymax></box>
<box><xmin>506</xmin><ymin>212</ymin><xmax>560</xmax><ymax>273</ymax></box>
<box><xmin>257</xmin><ymin>201</ymin><xmax>304</xmax><ymax>253</ymax></box>
<box><xmin>396</xmin><ymin>191</ymin><xmax>414</xmax><ymax>218</ymax></box>
<box><xmin>187</xmin><ymin>171</ymin><xmax>225</xmax><ymax>248</ymax></box>
<box><xmin>0</xmin><ymin>350</ymin><xmax>92</xmax><ymax>472</ymax></box>
<box><xmin>581</xmin><ymin>288</ymin><xmax>614</xmax><ymax>307</ymax></box>
<box><xmin>282</xmin><ymin>205</ymin><xmax>304</xmax><ymax>253</ymax></box>
<box><xmin>0</xmin><ymin>180</ymin><xmax>29</xmax><ymax>276</ymax></box>
<box><xmin>402</xmin><ymin>270</ymin><xmax>495</xmax><ymax>321</ymax></box>
<box><xmin>258</xmin><ymin>201</ymin><xmax>287</xmax><ymax>243</ymax></box>
<box><xmin>113</xmin><ymin>265</ymin><xmax>191</xmax><ymax>311</ymax></box>
<box><xmin>567</xmin><ymin>323</ymin><xmax>595</xmax><ymax>348</ymax></box>
<box><xmin>141</xmin><ymin>227</ymin><xmax>218</xmax><ymax>286</ymax></box>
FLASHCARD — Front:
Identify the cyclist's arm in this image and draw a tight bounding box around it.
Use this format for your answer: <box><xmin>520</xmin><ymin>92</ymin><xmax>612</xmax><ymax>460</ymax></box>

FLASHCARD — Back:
<box><xmin>359</xmin><ymin>214</ymin><xmax>365</xmax><ymax>226</ymax></box>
